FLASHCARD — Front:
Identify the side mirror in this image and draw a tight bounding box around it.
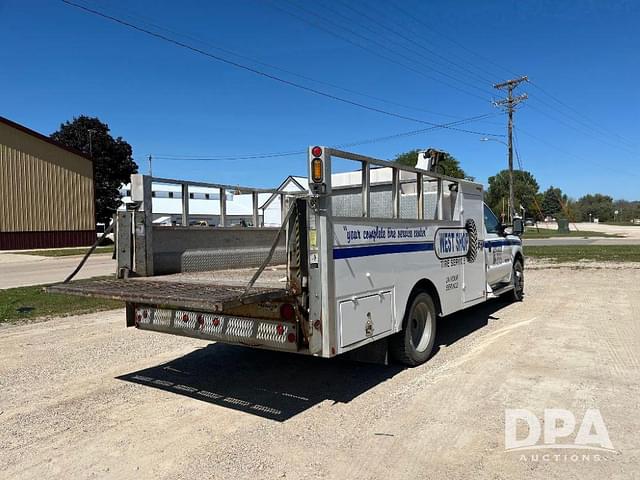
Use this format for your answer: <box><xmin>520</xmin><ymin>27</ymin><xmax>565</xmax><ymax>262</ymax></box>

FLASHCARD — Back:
<box><xmin>512</xmin><ymin>217</ymin><xmax>524</xmax><ymax>236</ymax></box>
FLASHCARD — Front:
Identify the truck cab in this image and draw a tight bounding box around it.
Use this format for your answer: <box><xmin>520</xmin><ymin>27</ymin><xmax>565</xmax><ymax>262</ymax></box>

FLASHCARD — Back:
<box><xmin>483</xmin><ymin>203</ymin><xmax>524</xmax><ymax>297</ymax></box>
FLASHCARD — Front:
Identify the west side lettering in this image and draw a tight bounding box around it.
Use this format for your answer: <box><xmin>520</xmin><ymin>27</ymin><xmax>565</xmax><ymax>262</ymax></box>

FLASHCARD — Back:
<box><xmin>436</xmin><ymin>230</ymin><xmax>469</xmax><ymax>258</ymax></box>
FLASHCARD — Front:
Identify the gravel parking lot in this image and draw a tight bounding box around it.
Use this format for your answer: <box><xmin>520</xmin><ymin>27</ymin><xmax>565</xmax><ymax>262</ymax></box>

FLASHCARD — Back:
<box><xmin>1</xmin><ymin>263</ymin><xmax>639</xmax><ymax>479</ymax></box>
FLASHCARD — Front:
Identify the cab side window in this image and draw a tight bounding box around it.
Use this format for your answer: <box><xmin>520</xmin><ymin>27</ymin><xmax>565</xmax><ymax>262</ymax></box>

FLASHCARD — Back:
<box><xmin>484</xmin><ymin>204</ymin><xmax>501</xmax><ymax>234</ymax></box>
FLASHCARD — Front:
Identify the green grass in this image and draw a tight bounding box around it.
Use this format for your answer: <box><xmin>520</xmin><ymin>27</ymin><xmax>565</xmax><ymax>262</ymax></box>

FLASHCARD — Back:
<box><xmin>0</xmin><ymin>282</ymin><xmax>122</xmax><ymax>323</ymax></box>
<box><xmin>525</xmin><ymin>245</ymin><xmax>640</xmax><ymax>263</ymax></box>
<box><xmin>15</xmin><ymin>246</ymin><xmax>114</xmax><ymax>257</ymax></box>
<box><xmin>523</xmin><ymin>227</ymin><xmax>618</xmax><ymax>239</ymax></box>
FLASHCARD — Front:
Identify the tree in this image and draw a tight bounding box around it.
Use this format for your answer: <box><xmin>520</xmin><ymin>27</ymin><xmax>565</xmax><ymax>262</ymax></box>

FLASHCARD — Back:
<box><xmin>485</xmin><ymin>169</ymin><xmax>540</xmax><ymax>221</ymax></box>
<box><xmin>540</xmin><ymin>186</ymin><xmax>567</xmax><ymax>218</ymax></box>
<box><xmin>393</xmin><ymin>149</ymin><xmax>473</xmax><ymax>180</ymax></box>
<box><xmin>575</xmin><ymin>194</ymin><xmax>614</xmax><ymax>222</ymax></box>
<box><xmin>613</xmin><ymin>200</ymin><xmax>640</xmax><ymax>222</ymax></box>
<box><xmin>51</xmin><ymin>116</ymin><xmax>138</xmax><ymax>224</ymax></box>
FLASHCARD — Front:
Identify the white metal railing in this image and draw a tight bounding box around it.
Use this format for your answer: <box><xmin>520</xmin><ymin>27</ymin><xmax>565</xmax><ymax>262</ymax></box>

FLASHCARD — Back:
<box><xmin>132</xmin><ymin>174</ymin><xmax>305</xmax><ymax>228</ymax></box>
<box><xmin>320</xmin><ymin>148</ymin><xmax>466</xmax><ymax>221</ymax></box>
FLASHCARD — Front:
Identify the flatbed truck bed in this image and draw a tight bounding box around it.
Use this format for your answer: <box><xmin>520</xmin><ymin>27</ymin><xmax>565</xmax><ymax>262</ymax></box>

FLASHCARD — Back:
<box><xmin>49</xmin><ymin>265</ymin><xmax>290</xmax><ymax>313</ymax></box>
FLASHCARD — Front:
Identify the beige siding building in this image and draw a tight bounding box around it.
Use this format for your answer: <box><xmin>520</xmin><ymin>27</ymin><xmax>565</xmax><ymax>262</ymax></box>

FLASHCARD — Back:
<box><xmin>0</xmin><ymin>116</ymin><xmax>95</xmax><ymax>250</ymax></box>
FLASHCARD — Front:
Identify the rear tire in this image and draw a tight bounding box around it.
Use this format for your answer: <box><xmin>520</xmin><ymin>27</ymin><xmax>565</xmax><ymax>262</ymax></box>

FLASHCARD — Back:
<box><xmin>511</xmin><ymin>259</ymin><xmax>525</xmax><ymax>301</ymax></box>
<box><xmin>390</xmin><ymin>292</ymin><xmax>437</xmax><ymax>366</ymax></box>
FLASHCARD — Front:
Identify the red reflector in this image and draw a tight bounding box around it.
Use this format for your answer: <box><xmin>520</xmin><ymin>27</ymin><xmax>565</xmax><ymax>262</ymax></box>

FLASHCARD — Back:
<box><xmin>212</xmin><ymin>317</ymin><xmax>220</xmax><ymax>327</ymax></box>
<box><xmin>280</xmin><ymin>303</ymin><xmax>295</xmax><ymax>321</ymax></box>
<box><xmin>196</xmin><ymin>314</ymin><xmax>204</xmax><ymax>325</ymax></box>
<box><xmin>182</xmin><ymin>313</ymin><xmax>189</xmax><ymax>323</ymax></box>
<box><xmin>142</xmin><ymin>310</ymin><xmax>148</xmax><ymax>318</ymax></box>
<box><xmin>276</xmin><ymin>324</ymin><xmax>285</xmax><ymax>335</ymax></box>
<box><xmin>287</xmin><ymin>333</ymin><xmax>296</xmax><ymax>343</ymax></box>
<box><xmin>311</xmin><ymin>146</ymin><xmax>322</xmax><ymax>157</ymax></box>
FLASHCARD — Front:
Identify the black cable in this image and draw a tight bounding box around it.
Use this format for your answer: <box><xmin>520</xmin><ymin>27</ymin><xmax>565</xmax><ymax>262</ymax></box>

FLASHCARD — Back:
<box><xmin>525</xmin><ymin>101</ymin><xmax>640</xmax><ymax>157</ymax></box>
<box><xmin>63</xmin><ymin>222</ymin><xmax>115</xmax><ymax>283</ymax></box>
<box><xmin>330</xmin><ymin>0</ymin><xmax>498</xmax><ymax>87</ymax></box>
<box><xmin>268</xmin><ymin>0</ymin><xmax>494</xmax><ymax>103</ymax></box>
<box><xmin>385</xmin><ymin>0</ymin><xmax>639</xmax><ymax>154</ymax></box>
<box><xmin>388</xmin><ymin>0</ymin><xmax>520</xmax><ymax>81</ymax></box>
<box><xmin>529</xmin><ymin>81</ymin><xmax>637</xmax><ymax>148</ymax></box>
<box><xmin>75</xmin><ymin>1</ymin><xmax>465</xmax><ymax>120</ymax></box>
<box><xmin>149</xmin><ymin>113</ymin><xmax>501</xmax><ymax>161</ymax></box>
<box><xmin>62</xmin><ymin>0</ymin><xmax>501</xmax><ymax>137</ymax></box>
<box><xmin>518</xmin><ymin>127</ymin><xmax>639</xmax><ymax>179</ymax></box>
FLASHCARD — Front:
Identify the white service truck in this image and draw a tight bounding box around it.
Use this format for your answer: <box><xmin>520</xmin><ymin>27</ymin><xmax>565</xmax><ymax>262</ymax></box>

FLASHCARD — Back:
<box><xmin>51</xmin><ymin>147</ymin><xmax>524</xmax><ymax>366</ymax></box>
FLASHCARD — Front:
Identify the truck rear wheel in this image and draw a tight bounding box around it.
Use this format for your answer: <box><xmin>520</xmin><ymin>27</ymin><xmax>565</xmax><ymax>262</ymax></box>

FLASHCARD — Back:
<box><xmin>390</xmin><ymin>292</ymin><xmax>437</xmax><ymax>366</ymax></box>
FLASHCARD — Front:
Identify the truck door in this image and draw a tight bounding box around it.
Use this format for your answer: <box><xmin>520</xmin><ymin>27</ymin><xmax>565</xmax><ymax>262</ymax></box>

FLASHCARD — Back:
<box><xmin>483</xmin><ymin>204</ymin><xmax>511</xmax><ymax>286</ymax></box>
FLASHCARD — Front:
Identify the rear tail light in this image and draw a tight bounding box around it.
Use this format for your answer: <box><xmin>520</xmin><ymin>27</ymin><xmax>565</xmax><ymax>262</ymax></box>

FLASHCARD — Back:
<box><xmin>280</xmin><ymin>303</ymin><xmax>295</xmax><ymax>321</ymax></box>
<box><xmin>287</xmin><ymin>333</ymin><xmax>296</xmax><ymax>343</ymax></box>
<box><xmin>311</xmin><ymin>157</ymin><xmax>323</xmax><ymax>183</ymax></box>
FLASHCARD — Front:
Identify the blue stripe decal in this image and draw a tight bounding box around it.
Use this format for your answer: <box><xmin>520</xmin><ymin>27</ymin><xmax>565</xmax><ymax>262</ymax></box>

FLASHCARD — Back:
<box><xmin>333</xmin><ymin>242</ymin><xmax>434</xmax><ymax>259</ymax></box>
<box><xmin>484</xmin><ymin>239</ymin><xmax>522</xmax><ymax>248</ymax></box>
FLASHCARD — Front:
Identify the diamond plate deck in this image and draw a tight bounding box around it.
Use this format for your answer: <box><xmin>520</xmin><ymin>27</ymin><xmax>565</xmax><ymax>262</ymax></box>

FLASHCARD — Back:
<box><xmin>48</xmin><ymin>277</ymin><xmax>290</xmax><ymax>313</ymax></box>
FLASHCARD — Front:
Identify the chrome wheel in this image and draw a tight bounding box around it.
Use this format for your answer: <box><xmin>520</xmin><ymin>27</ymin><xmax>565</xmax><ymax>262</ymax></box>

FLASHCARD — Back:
<box><xmin>390</xmin><ymin>291</ymin><xmax>437</xmax><ymax>366</ymax></box>
<box><xmin>410</xmin><ymin>301</ymin><xmax>433</xmax><ymax>352</ymax></box>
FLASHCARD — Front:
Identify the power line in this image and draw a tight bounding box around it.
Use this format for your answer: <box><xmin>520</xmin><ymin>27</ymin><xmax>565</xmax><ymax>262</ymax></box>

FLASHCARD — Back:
<box><xmin>528</xmin><ymin>81</ymin><xmax>637</xmax><ymax>148</ymax></box>
<box><xmin>384</xmin><ymin>1</ymin><xmax>639</xmax><ymax>154</ymax></box>
<box><xmin>388</xmin><ymin>0</ymin><xmax>520</xmax><ymax>82</ymax></box>
<box><xmin>309</xmin><ymin>1</ymin><xmax>639</xmax><ymax>159</ymax></box>
<box><xmin>152</xmin><ymin>112</ymin><xmax>501</xmax><ymax>161</ymax></box>
<box><xmin>268</xmin><ymin>0</ymin><xmax>494</xmax><ymax>103</ymax></box>
<box><xmin>513</xmin><ymin>128</ymin><xmax>524</xmax><ymax>171</ymax></box>
<box><xmin>517</xmin><ymin>127</ymin><xmax>640</xmax><ymax>179</ymax></box>
<box><xmin>318</xmin><ymin>0</ymin><xmax>498</xmax><ymax>90</ymax></box>
<box><xmin>525</xmin><ymin>100</ymin><xmax>640</xmax><ymax>158</ymax></box>
<box><xmin>62</xmin><ymin>0</ymin><xmax>502</xmax><ymax>138</ymax></box>
<box><xmin>73</xmin><ymin>1</ymin><xmax>466</xmax><ymax>121</ymax></box>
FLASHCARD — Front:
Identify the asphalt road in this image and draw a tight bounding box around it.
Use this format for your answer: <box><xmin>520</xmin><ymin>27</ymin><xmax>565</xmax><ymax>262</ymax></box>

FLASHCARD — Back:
<box><xmin>1</xmin><ymin>263</ymin><xmax>638</xmax><ymax>479</ymax></box>
<box><xmin>525</xmin><ymin>237</ymin><xmax>640</xmax><ymax>246</ymax></box>
<box><xmin>526</xmin><ymin>222</ymin><xmax>640</xmax><ymax>246</ymax></box>
<box><xmin>0</xmin><ymin>253</ymin><xmax>115</xmax><ymax>289</ymax></box>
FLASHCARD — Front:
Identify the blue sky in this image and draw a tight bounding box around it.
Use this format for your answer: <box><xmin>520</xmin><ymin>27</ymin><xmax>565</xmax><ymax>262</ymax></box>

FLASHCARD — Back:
<box><xmin>1</xmin><ymin>0</ymin><xmax>639</xmax><ymax>199</ymax></box>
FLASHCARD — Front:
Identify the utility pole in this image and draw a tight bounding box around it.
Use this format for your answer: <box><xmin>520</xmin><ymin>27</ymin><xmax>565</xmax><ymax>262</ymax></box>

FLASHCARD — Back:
<box><xmin>148</xmin><ymin>154</ymin><xmax>153</xmax><ymax>177</ymax></box>
<box><xmin>493</xmin><ymin>76</ymin><xmax>528</xmax><ymax>222</ymax></box>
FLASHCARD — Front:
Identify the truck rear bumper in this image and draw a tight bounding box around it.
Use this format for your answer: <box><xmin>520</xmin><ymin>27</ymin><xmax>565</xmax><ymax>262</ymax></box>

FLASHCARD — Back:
<box><xmin>133</xmin><ymin>305</ymin><xmax>300</xmax><ymax>352</ymax></box>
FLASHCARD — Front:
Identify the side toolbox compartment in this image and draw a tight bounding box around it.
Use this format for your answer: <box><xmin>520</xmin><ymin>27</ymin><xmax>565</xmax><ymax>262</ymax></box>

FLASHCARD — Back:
<box><xmin>339</xmin><ymin>291</ymin><xmax>393</xmax><ymax>348</ymax></box>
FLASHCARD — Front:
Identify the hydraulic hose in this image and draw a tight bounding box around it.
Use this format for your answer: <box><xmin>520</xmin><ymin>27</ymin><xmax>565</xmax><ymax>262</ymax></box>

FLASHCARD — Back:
<box><xmin>63</xmin><ymin>221</ymin><xmax>115</xmax><ymax>283</ymax></box>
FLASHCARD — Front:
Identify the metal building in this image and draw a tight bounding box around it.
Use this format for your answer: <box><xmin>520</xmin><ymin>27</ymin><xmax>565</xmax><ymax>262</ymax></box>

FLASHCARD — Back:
<box><xmin>0</xmin><ymin>116</ymin><xmax>95</xmax><ymax>250</ymax></box>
